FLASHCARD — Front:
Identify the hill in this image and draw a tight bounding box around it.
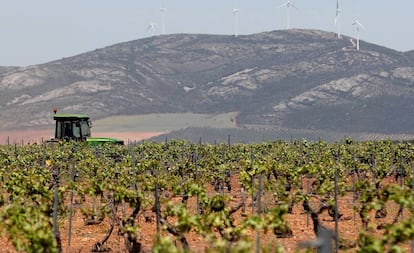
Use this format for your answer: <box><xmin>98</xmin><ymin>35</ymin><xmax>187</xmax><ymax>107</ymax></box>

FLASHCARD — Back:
<box><xmin>1</xmin><ymin>29</ymin><xmax>414</xmax><ymax>140</ymax></box>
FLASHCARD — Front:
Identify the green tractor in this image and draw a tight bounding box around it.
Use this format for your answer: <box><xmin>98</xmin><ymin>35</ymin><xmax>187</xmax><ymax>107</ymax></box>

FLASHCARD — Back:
<box><xmin>51</xmin><ymin>111</ymin><xmax>124</xmax><ymax>145</ymax></box>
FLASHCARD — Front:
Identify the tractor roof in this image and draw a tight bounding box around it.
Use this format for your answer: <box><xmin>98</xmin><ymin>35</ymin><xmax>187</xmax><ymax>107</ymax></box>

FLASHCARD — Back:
<box><xmin>53</xmin><ymin>114</ymin><xmax>90</xmax><ymax>121</ymax></box>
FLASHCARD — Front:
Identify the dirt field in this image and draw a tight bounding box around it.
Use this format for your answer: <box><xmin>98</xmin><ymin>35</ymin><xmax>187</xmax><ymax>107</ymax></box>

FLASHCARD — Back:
<box><xmin>1</xmin><ymin>174</ymin><xmax>407</xmax><ymax>253</ymax></box>
<box><xmin>0</xmin><ymin>130</ymin><xmax>165</xmax><ymax>145</ymax></box>
<box><xmin>0</xmin><ymin>175</ymin><xmax>345</xmax><ymax>253</ymax></box>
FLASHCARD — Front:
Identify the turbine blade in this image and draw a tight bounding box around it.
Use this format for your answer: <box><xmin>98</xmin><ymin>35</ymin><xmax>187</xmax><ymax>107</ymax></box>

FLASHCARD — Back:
<box><xmin>279</xmin><ymin>2</ymin><xmax>288</xmax><ymax>8</ymax></box>
<box><xmin>352</xmin><ymin>20</ymin><xmax>366</xmax><ymax>32</ymax></box>
<box><xmin>355</xmin><ymin>20</ymin><xmax>366</xmax><ymax>30</ymax></box>
<box><xmin>147</xmin><ymin>23</ymin><xmax>155</xmax><ymax>30</ymax></box>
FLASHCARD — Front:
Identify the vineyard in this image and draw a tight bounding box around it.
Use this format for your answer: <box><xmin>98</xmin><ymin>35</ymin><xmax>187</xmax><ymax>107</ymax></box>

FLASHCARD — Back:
<box><xmin>1</xmin><ymin>139</ymin><xmax>414</xmax><ymax>252</ymax></box>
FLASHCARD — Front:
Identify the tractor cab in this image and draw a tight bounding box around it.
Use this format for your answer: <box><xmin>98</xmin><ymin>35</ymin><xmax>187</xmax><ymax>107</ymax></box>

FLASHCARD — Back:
<box><xmin>54</xmin><ymin>114</ymin><xmax>91</xmax><ymax>141</ymax></box>
<box><xmin>51</xmin><ymin>110</ymin><xmax>124</xmax><ymax>145</ymax></box>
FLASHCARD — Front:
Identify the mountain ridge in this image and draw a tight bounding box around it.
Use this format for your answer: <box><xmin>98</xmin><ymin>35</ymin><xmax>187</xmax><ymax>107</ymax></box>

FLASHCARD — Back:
<box><xmin>1</xmin><ymin>29</ymin><xmax>414</xmax><ymax>138</ymax></box>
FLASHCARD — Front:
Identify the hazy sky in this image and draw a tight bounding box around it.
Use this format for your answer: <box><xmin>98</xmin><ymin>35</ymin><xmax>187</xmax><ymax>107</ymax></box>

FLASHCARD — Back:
<box><xmin>1</xmin><ymin>1</ymin><xmax>413</xmax><ymax>66</ymax></box>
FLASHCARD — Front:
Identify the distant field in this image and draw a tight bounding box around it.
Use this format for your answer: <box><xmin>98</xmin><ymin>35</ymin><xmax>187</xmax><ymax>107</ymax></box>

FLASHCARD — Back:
<box><xmin>0</xmin><ymin>113</ymin><xmax>238</xmax><ymax>144</ymax></box>
<box><xmin>93</xmin><ymin>112</ymin><xmax>238</xmax><ymax>132</ymax></box>
<box><xmin>2</xmin><ymin>112</ymin><xmax>414</xmax><ymax>144</ymax></box>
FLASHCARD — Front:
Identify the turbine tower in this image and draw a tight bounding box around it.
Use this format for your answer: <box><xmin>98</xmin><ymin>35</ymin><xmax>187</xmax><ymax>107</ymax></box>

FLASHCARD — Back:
<box><xmin>160</xmin><ymin>7</ymin><xmax>167</xmax><ymax>35</ymax></box>
<box><xmin>352</xmin><ymin>20</ymin><xmax>366</xmax><ymax>50</ymax></box>
<box><xmin>280</xmin><ymin>0</ymin><xmax>297</xmax><ymax>29</ymax></box>
<box><xmin>233</xmin><ymin>8</ymin><xmax>239</xmax><ymax>37</ymax></box>
<box><xmin>233</xmin><ymin>0</ymin><xmax>239</xmax><ymax>37</ymax></box>
<box><xmin>334</xmin><ymin>0</ymin><xmax>341</xmax><ymax>38</ymax></box>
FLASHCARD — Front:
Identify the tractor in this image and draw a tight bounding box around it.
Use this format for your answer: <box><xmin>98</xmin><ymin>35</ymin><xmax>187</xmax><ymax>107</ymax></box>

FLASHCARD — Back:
<box><xmin>50</xmin><ymin>109</ymin><xmax>124</xmax><ymax>145</ymax></box>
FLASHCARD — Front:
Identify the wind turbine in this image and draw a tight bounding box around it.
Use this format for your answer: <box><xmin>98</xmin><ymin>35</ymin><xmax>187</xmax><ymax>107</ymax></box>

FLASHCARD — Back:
<box><xmin>233</xmin><ymin>8</ymin><xmax>239</xmax><ymax>37</ymax></box>
<box><xmin>232</xmin><ymin>0</ymin><xmax>240</xmax><ymax>37</ymax></box>
<box><xmin>160</xmin><ymin>7</ymin><xmax>167</xmax><ymax>35</ymax></box>
<box><xmin>280</xmin><ymin>0</ymin><xmax>297</xmax><ymax>29</ymax></box>
<box><xmin>352</xmin><ymin>20</ymin><xmax>366</xmax><ymax>50</ymax></box>
<box><xmin>147</xmin><ymin>22</ymin><xmax>157</xmax><ymax>36</ymax></box>
<box><xmin>334</xmin><ymin>0</ymin><xmax>341</xmax><ymax>38</ymax></box>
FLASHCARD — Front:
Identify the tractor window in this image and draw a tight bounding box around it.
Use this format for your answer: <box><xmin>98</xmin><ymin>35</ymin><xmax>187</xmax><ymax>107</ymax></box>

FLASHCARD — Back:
<box><xmin>63</xmin><ymin>121</ymin><xmax>73</xmax><ymax>138</ymax></box>
<box><xmin>73</xmin><ymin>122</ymin><xmax>81</xmax><ymax>138</ymax></box>
<box><xmin>80</xmin><ymin>121</ymin><xmax>90</xmax><ymax>137</ymax></box>
<box><xmin>55</xmin><ymin>121</ymin><xmax>62</xmax><ymax>138</ymax></box>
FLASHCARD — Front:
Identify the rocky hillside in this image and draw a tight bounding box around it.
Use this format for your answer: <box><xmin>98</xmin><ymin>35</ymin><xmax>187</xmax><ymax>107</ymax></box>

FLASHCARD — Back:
<box><xmin>1</xmin><ymin>29</ymin><xmax>414</xmax><ymax>136</ymax></box>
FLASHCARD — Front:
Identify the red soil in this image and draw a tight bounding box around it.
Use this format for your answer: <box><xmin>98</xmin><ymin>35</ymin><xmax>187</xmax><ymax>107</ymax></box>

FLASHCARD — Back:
<box><xmin>1</xmin><ymin>174</ymin><xmax>409</xmax><ymax>252</ymax></box>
